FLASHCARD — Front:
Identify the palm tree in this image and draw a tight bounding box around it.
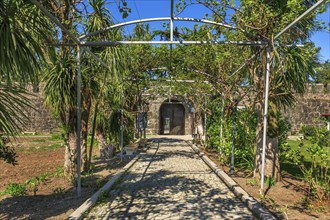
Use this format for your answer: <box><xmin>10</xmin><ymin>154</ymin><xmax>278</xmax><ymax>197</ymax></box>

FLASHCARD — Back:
<box><xmin>251</xmin><ymin>45</ymin><xmax>318</xmax><ymax>181</ymax></box>
<box><xmin>43</xmin><ymin>54</ymin><xmax>78</xmax><ymax>177</ymax></box>
<box><xmin>83</xmin><ymin>0</ymin><xmax>127</xmax><ymax>167</ymax></box>
<box><xmin>43</xmin><ymin>0</ymin><xmax>127</xmax><ymax>177</ymax></box>
<box><xmin>0</xmin><ymin>0</ymin><xmax>52</xmax><ymax>163</ymax></box>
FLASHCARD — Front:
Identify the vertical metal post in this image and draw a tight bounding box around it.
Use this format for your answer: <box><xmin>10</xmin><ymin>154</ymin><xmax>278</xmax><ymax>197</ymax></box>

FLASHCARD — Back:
<box><xmin>142</xmin><ymin>101</ymin><xmax>146</xmax><ymax>140</ymax></box>
<box><xmin>169</xmin><ymin>0</ymin><xmax>174</xmax><ymax>103</ymax></box>
<box><xmin>76</xmin><ymin>46</ymin><xmax>82</xmax><ymax>197</ymax></box>
<box><xmin>120</xmin><ymin>85</ymin><xmax>124</xmax><ymax>160</ymax></box>
<box><xmin>170</xmin><ymin>0</ymin><xmax>174</xmax><ymax>42</ymax></box>
<box><xmin>229</xmin><ymin>98</ymin><xmax>237</xmax><ymax>174</ymax></box>
<box><xmin>260</xmin><ymin>46</ymin><xmax>271</xmax><ymax>193</ymax></box>
<box><xmin>204</xmin><ymin>96</ymin><xmax>207</xmax><ymax>144</ymax></box>
<box><xmin>143</xmin><ymin>119</ymin><xmax>146</xmax><ymax>139</ymax></box>
<box><xmin>219</xmin><ymin>98</ymin><xmax>224</xmax><ymax>155</ymax></box>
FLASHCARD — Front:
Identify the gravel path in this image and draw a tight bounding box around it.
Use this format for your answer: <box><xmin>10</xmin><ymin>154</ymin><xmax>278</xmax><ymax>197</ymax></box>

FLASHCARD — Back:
<box><xmin>87</xmin><ymin>137</ymin><xmax>254</xmax><ymax>219</ymax></box>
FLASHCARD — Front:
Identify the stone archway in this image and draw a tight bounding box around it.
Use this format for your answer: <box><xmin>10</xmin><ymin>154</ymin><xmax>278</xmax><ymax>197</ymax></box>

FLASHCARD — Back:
<box><xmin>159</xmin><ymin>100</ymin><xmax>185</xmax><ymax>135</ymax></box>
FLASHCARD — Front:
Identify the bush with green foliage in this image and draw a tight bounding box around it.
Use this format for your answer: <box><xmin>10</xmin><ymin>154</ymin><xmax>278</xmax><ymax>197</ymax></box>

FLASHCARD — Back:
<box><xmin>206</xmin><ymin>99</ymin><xmax>257</xmax><ymax>170</ymax></box>
<box><xmin>206</xmin><ymin>98</ymin><xmax>292</xmax><ymax>172</ymax></box>
<box><xmin>53</xmin><ymin>187</ymin><xmax>66</xmax><ymax>195</ymax></box>
<box><xmin>277</xmin><ymin>113</ymin><xmax>291</xmax><ymax>146</ymax></box>
<box><xmin>4</xmin><ymin>182</ymin><xmax>27</xmax><ymax>196</ymax></box>
<box><xmin>0</xmin><ymin>167</ymin><xmax>67</xmax><ymax>197</ymax></box>
<box><xmin>25</xmin><ymin>177</ymin><xmax>41</xmax><ymax>195</ymax></box>
<box><xmin>300</xmin><ymin>125</ymin><xmax>317</xmax><ymax>138</ymax></box>
<box><xmin>281</xmin><ymin>127</ymin><xmax>330</xmax><ymax>204</ymax></box>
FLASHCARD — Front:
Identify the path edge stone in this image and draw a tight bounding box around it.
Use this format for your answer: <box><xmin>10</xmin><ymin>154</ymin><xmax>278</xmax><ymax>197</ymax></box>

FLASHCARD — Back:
<box><xmin>188</xmin><ymin>141</ymin><xmax>277</xmax><ymax>220</ymax></box>
<box><xmin>67</xmin><ymin>155</ymin><xmax>141</xmax><ymax>220</ymax></box>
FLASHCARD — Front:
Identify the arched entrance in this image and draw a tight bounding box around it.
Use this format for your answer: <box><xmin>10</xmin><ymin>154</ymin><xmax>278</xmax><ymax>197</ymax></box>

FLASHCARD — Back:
<box><xmin>159</xmin><ymin>100</ymin><xmax>185</xmax><ymax>135</ymax></box>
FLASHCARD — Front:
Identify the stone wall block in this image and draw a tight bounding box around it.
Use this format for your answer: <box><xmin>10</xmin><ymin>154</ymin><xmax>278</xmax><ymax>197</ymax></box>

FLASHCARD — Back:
<box><xmin>283</xmin><ymin>83</ymin><xmax>330</xmax><ymax>133</ymax></box>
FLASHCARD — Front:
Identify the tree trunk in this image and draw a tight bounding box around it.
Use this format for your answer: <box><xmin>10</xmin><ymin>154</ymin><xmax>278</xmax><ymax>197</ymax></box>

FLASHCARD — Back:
<box><xmin>96</xmin><ymin>129</ymin><xmax>113</xmax><ymax>159</ymax></box>
<box><xmin>64</xmin><ymin>110</ymin><xmax>78</xmax><ymax>182</ymax></box>
<box><xmin>81</xmin><ymin>126</ymin><xmax>88</xmax><ymax>173</ymax></box>
<box><xmin>81</xmin><ymin>108</ymin><xmax>90</xmax><ymax>172</ymax></box>
<box><xmin>254</xmin><ymin>105</ymin><xmax>281</xmax><ymax>182</ymax></box>
<box><xmin>195</xmin><ymin>112</ymin><xmax>204</xmax><ymax>139</ymax></box>
<box><xmin>64</xmin><ymin>130</ymin><xmax>77</xmax><ymax>180</ymax></box>
<box><xmin>81</xmin><ymin>100</ymin><xmax>91</xmax><ymax>173</ymax></box>
<box><xmin>88</xmin><ymin>105</ymin><xmax>98</xmax><ymax>168</ymax></box>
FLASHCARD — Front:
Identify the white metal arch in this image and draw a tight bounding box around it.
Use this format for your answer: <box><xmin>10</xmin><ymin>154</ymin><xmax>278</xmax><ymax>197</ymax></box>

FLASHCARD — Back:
<box><xmin>79</xmin><ymin>16</ymin><xmax>238</xmax><ymax>40</ymax></box>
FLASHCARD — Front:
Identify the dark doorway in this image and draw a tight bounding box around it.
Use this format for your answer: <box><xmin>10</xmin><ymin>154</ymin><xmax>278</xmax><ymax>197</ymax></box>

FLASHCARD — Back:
<box><xmin>159</xmin><ymin>102</ymin><xmax>185</xmax><ymax>135</ymax></box>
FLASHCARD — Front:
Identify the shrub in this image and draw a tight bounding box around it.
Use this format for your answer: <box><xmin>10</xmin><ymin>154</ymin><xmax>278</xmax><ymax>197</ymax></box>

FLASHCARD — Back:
<box><xmin>300</xmin><ymin>125</ymin><xmax>316</xmax><ymax>137</ymax></box>
<box><xmin>0</xmin><ymin>136</ymin><xmax>17</xmax><ymax>165</ymax></box>
<box><xmin>282</xmin><ymin>127</ymin><xmax>330</xmax><ymax>204</ymax></box>
<box><xmin>53</xmin><ymin>187</ymin><xmax>65</xmax><ymax>194</ymax></box>
<box><xmin>25</xmin><ymin>177</ymin><xmax>40</xmax><ymax>195</ymax></box>
<box><xmin>51</xmin><ymin>166</ymin><xmax>64</xmax><ymax>177</ymax></box>
<box><xmin>266</xmin><ymin>176</ymin><xmax>276</xmax><ymax>188</ymax></box>
<box><xmin>206</xmin><ymin>98</ymin><xmax>257</xmax><ymax>170</ymax></box>
<box><xmin>246</xmin><ymin>178</ymin><xmax>258</xmax><ymax>186</ymax></box>
<box><xmin>277</xmin><ymin>113</ymin><xmax>291</xmax><ymax>146</ymax></box>
<box><xmin>5</xmin><ymin>182</ymin><xmax>27</xmax><ymax>196</ymax></box>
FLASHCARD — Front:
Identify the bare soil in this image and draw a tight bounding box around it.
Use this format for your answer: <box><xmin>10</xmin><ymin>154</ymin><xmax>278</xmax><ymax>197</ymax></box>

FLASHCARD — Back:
<box><xmin>0</xmin><ymin>136</ymin><xmax>130</xmax><ymax>219</ymax></box>
<box><xmin>204</xmin><ymin>149</ymin><xmax>330</xmax><ymax>220</ymax></box>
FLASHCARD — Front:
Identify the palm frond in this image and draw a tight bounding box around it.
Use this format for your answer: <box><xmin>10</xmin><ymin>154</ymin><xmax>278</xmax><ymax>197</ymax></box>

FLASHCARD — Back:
<box><xmin>0</xmin><ymin>0</ymin><xmax>52</xmax><ymax>85</ymax></box>
<box><xmin>0</xmin><ymin>83</ymin><xmax>33</xmax><ymax>135</ymax></box>
<box><xmin>43</xmin><ymin>55</ymin><xmax>77</xmax><ymax>118</ymax></box>
<box><xmin>276</xmin><ymin>45</ymin><xmax>319</xmax><ymax>95</ymax></box>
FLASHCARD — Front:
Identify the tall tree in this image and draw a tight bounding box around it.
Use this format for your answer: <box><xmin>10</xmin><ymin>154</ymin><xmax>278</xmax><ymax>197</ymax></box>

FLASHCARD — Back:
<box><xmin>43</xmin><ymin>0</ymin><xmax>128</xmax><ymax>177</ymax></box>
<box><xmin>177</xmin><ymin>0</ymin><xmax>326</xmax><ymax>183</ymax></box>
<box><xmin>314</xmin><ymin>60</ymin><xmax>330</xmax><ymax>85</ymax></box>
<box><xmin>234</xmin><ymin>0</ymin><xmax>322</xmax><ymax>181</ymax></box>
<box><xmin>0</xmin><ymin>0</ymin><xmax>52</xmax><ymax>163</ymax></box>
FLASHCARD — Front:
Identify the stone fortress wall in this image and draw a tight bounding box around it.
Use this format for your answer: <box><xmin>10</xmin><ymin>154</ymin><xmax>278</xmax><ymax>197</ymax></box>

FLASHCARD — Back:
<box><xmin>146</xmin><ymin>95</ymin><xmax>194</xmax><ymax>135</ymax></box>
<box><xmin>19</xmin><ymin>84</ymin><xmax>329</xmax><ymax>134</ymax></box>
<box><xmin>19</xmin><ymin>85</ymin><xmax>59</xmax><ymax>133</ymax></box>
<box><xmin>282</xmin><ymin>84</ymin><xmax>330</xmax><ymax>133</ymax></box>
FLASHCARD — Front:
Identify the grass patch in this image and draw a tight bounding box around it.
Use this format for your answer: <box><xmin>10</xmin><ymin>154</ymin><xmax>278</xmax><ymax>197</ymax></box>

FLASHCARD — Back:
<box><xmin>1</xmin><ymin>166</ymin><xmax>65</xmax><ymax>197</ymax></box>
<box><xmin>286</xmin><ymin>139</ymin><xmax>329</xmax><ymax>163</ymax></box>
<box><xmin>50</xmin><ymin>133</ymin><xmax>63</xmax><ymax>141</ymax></box>
<box><xmin>286</xmin><ymin>139</ymin><xmax>313</xmax><ymax>162</ymax></box>
<box><xmin>18</xmin><ymin>133</ymin><xmax>38</xmax><ymax>137</ymax></box>
<box><xmin>50</xmin><ymin>166</ymin><xmax>65</xmax><ymax>178</ymax></box>
<box><xmin>282</xmin><ymin>139</ymin><xmax>313</xmax><ymax>177</ymax></box>
<box><xmin>281</xmin><ymin>138</ymin><xmax>330</xmax><ymax>178</ymax></box>
<box><xmin>53</xmin><ymin>187</ymin><xmax>66</xmax><ymax>195</ymax></box>
<box><xmin>146</xmin><ymin>134</ymin><xmax>157</xmax><ymax>137</ymax></box>
<box><xmin>3</xmin><ymin>182</ymin><xmax>27</xmax><ymax>196</ymax></box>
<box><xmin>30</xmin><ymin>139</ymin><xmax>47</xmax><ymax>143</ymax></box>
<box><xmin>28</xmin><ymin>143</ymin><xmax>63</xmax><ymax>151</ymax></box>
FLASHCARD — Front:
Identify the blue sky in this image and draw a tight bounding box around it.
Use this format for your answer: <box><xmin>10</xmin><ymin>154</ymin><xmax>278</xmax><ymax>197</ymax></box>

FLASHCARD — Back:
<box><xmin>106</xmin><ymin>0</ymin><xmax>329</xmax><ymax>62</ymax></box>
<box><xmin>312</xmin><ymin>10</ymin><xmax>330</xmax><ymax>62</ymax></box>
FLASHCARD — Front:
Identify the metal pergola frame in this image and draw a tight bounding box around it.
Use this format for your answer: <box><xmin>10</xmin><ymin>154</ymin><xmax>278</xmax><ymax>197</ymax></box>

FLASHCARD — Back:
<box><xmin>29</xmin><ymin>0</ymin><xmax>327</xmax><ymax>197</ymax></box>
<box><xmin>53</xmin><ymin>40</ymin><xmax>268</xmax><ymax>46</ymax></box>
